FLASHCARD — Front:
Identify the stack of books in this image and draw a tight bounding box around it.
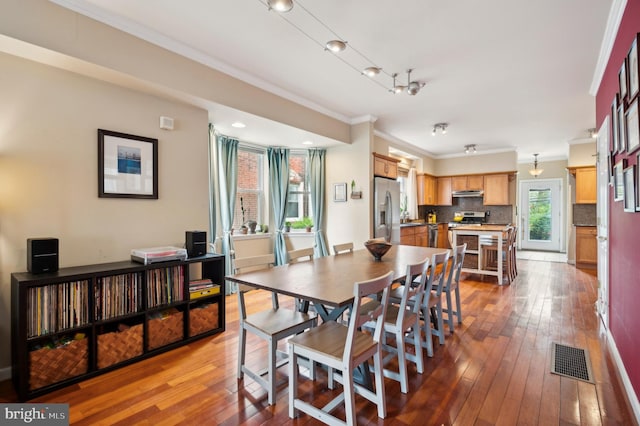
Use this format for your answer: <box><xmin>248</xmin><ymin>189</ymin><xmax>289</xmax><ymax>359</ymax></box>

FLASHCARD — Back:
<box><xmin>189</xmin><ymin>279</ymin><xmax>220</xmax><ymax>300</ymax></box>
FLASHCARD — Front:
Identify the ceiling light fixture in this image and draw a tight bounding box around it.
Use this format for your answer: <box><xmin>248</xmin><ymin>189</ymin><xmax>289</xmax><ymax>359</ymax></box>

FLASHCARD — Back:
<box><xmin>589</xmin><ymin>128</ymin><xmax>598</xmax><ymax>138</ymax></box>
<box><xmin>263</xmin><ymin>1</ymin><xmax>424</xmax><ymax>95</ymax></box>
<box><xmin>529</xmin><ymin>153</ymin><xmax>544</xmax><ymax>177</ymax></box>
<box><xmin>432</xmin><ymin>123</ymin><xmax>448</xmax><ymax>136</ymax></box>
<box><xmin>464</xmin><ymin>144</ymin><xmax>477</xmax><ymax>154</ymax></box>
<box><xmin>267</xmin><ymin>0</ymin><xmax>293</xmax><ymax>12</ymax></box>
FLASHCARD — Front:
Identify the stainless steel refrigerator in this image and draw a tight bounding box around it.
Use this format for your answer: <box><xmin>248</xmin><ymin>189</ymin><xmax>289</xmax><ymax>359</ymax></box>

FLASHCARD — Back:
<box><xmin>374</xmin><ymin>176</ymin><xmax>401</xmax><ymax>244</ymax></box>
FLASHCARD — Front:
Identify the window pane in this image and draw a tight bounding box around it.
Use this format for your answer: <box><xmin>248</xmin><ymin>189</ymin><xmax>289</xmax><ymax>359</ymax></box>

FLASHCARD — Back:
<box><xmin>235</xmin><ymin>149</ymin><xmax>263</xmax><ymax>229</ymax></box>
<box><xmin>287</xmin><ymin>153</ymin><xmax>312</xmax><ymax>226</ymax></box>
<box><xmin>528</xmin><ymin>189</ymin><xmax>551</xmax><ymax>241</ymax></box>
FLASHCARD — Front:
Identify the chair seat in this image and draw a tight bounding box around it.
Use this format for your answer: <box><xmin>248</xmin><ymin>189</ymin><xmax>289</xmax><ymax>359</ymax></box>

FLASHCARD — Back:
<box><xmin>288</xmin><ymin>321</ymin><xmax>376</xmax><ymax>366</ymax></box>
<box><xmin>245</xmin><ymin>309</ymin><xmax>316</xmax><ymax>336</ymax></box>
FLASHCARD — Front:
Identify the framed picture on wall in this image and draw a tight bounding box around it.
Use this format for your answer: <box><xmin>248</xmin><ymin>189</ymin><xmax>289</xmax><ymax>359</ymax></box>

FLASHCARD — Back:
<box><xmin>623</xmin><ymin>165</ymin><xmax>636</xmax><ymax>212</ymax></box>
<box><xmin>613</xmin><ymin>159</ymin><xmax>626</xmax><ymax>202</ymax></box>
<box><xmin>628</xmin><ymin>34</ymin><xmax>639</xmax><ymax>100</ymax></box>
<box><xmin>98</xmin><ymin>129</ymin><xmax>159</xmax><ymax>199</ymax></box>
<box><xmin>618</xmin><ymin>104</ymin><xmax>627</xmax><ymax>153</ymax></box>
<box><xmin>612</xmin><ymin>96</ymin><xmax>619</xmax><ymax>153</ymax></box>
<box><xmin>333</xmin><ymin>182</ymin><xmax>347</xmax><ymax>202</ymax></box>
<box><xmin>626</xmin><ymin>98</ymin><xmax>640</xmax><ymax>153</ymax></box>
<box><xmin>619</xmin><ymin>58</ymin><xmax>628</xmax><ymax>102</ymax></box>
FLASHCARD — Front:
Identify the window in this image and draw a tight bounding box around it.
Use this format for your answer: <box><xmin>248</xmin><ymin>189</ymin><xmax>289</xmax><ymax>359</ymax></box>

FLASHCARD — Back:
<box><xmin>234</xmin><ymin>147</ymin><xmax>264</xmax><ymax>229</ymax></box>
<box><xmin>286</xmin><ymin>152</ymin><xmax>312</xmax><ymax>229</ymax></box>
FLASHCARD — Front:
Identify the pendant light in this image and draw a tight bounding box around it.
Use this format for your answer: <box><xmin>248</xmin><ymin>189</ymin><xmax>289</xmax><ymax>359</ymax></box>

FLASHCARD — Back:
<box><xmin>529</xmin><ymin>154</ymin><xmax>544</xmax><ymax>177</ymax></box>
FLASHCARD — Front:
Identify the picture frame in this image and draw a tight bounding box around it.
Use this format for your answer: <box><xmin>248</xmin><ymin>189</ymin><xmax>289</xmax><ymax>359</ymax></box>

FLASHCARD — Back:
<box><xmin>608</xmin><ymin>150</ymin><xmax>615</xmax><ymax>186</ymax></box>
<box><xmin>628</xmin><ymin>34</ymin><xmax>639</xmax><ymax>100</ymax></box>
<box><xmin>611</xmin><ymin>95</ymin><xmax>619</xmax><ymax>153</ymax></box>
<box><xmin>637</xmin><ymin>152</ymin><xmax>640</xmax><ymax>211</ymax></box>
<box><xmin>623</xmin><ymin>165</ymin><xmax>636</xmax><ymax>212</ymax></box>
<box><xmin>613</xmin><ymin>159</ymin><xmax>626</xmax><ymax>202</ymax></box>
<box><xmin>618</xmin><ymin>104</ymin><xmax>627</xmax><ymax>153</ymax></box>
<box><xmin>626</xmin><ymin>98</ymin><xmax>640</xmax><ymax>153</ymax></box>
<box><xmin>98</xmin><ymin>129</ymin><xmax>158</xmax><ymax>199</ymax></box>
<box><xmin>619</xmin><ymin>57</ymin><xmax>628</xmax><ymax>102</ymax></box>
<box><xmin>333</xmin><ymin>182</ymin><xmax>347</xmax><ymax>202</ymax></box>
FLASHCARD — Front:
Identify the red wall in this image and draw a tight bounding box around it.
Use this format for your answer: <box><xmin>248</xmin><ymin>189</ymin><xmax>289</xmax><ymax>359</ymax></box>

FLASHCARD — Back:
<box><xmin>595</xmin><ymin>0</ymin><xmax>640</xmax><ymax>400</ymax></box>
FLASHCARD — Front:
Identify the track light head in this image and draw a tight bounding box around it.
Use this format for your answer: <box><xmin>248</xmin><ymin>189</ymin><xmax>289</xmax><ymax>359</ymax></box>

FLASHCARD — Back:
<box><xmin>267</xmin><ymin>0</ymin><xmax>294</xmax><ymax>13</ymax></box>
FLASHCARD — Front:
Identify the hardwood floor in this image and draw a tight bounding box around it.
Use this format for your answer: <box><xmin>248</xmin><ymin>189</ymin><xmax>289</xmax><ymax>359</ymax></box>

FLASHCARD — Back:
<box><xmin>1</xmin><ymin>259</ymin><xmax>636</xmax><ymax>425</ymax></box>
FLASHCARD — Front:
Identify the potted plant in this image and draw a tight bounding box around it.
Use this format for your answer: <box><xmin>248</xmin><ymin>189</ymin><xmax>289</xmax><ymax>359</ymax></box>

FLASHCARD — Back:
<box><xmin>284</xmin><ymin>221</ymin><xmax>291</xmax><ymax>232</ymax></box>
<box><xmin>303</xmin><ymin>217</ymin><xmax>313</xmax><ymax>232</ymax></box>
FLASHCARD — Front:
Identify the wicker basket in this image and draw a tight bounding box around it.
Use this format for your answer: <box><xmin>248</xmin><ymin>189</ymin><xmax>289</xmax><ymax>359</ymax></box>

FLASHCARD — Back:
<box><xmin>97</xmin><ymin>324</ymin><xmax>143</xmax><ymax>369</ymax></box>
<box><xmin>29</xmin><ymin>338</ymin><xmax>88</xmax><ymax>390</ymax></box>
<box><xmin>463</xmin><ymin>253</ymin><xmax>478</xmax><ymax>269</ymax></box>
<box><xmin>189</xmin><ymin>303</ymin><xmax>219</xmax><ymax>336</ymax></box>
<box><xmin>148</xmin><ymin>310</ymin><xmax>183</xmax><ymax>350</ymax></box>
<box><xmin>457</xmin><ymin>235</ymin><xmax>479</xmax><ymax>250</ymax></box>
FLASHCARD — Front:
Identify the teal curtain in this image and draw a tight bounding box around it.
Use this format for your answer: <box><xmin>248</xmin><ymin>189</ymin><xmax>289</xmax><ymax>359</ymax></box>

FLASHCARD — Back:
<box><xmin>215</xmin><ymin>132</ymin><xmax>239</xmax><ymax>294</ymax></box>
<box><xmin>267</xmin><ymin>148</ymin><xmax>290</xmax><ymax>265</ymax></box>
<box><xmin>309</xmin><ymin>149</ymin><xmax>329</xmax><ymax>257</ymax></box>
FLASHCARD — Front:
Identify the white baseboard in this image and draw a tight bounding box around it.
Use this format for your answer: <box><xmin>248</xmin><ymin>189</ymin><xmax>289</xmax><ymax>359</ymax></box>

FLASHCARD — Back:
<box><xmin>607</xmin><ymin>329</ymin><xmax>640</xmax><ymax>423</ymax></box>
<box><xmin>0</xmin><ymin>366</ymin><xmax>11</xmax><ymax>382</ymax></box>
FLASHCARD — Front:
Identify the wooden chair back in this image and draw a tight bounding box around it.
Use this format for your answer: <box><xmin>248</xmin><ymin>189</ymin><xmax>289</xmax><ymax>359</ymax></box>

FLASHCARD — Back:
<box><xmin>333</xmin><ymin>242</ymin><xmax>354</xmax><ymax>255</ymax></box>
<box><xmin>445</xmin><ymin>244</ymin><xmax>466</xmax><ymax>291</ymax></box>
<box><xmin>427</xmin><ymin>251</ymin><xmax>451</xmax><ymax>298</ymax></box>
<box><xmin>397</xmin><ymin>258</ymin><xmax>430</xmax><ymax>325</ymax></box>
<box><xmin>287</xmin><ymin>247</ymin><xmax>314</xmax><ymax>264</ymax></box>
<box><xmin>233</xmin><ymin>253</ymin><xmax>277</xmax><ymax>310</ymax></box>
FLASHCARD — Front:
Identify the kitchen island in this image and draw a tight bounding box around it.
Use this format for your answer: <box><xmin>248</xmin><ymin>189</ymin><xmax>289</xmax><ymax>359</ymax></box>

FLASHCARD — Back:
<box><xmin>451</xmin><ymin>224</ymin><xmax>511</xmax><ymax>285</ymax></box>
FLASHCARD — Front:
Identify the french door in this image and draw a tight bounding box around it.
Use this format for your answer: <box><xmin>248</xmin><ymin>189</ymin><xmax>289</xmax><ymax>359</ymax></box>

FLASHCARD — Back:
<box><xmin>519</xmin><ymin>178</ymin><xmax>562</xmax><ymax>251</ymax></box>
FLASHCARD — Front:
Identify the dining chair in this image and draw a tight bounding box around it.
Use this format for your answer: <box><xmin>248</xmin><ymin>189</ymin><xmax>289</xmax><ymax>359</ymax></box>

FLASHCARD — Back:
<box><xmin>480</xmin><ymin>226</ymin><xmax>516</xmax><ymax>283</ymax></box>
<box><xmin>333</xmin><ymin>242</ymin><xmax>354</xmax><ymax>255</ymax></box>
<box><xmin>363</xmin><ymin>258</ymin><xmax>429</xmax><ymax>394</ymax></box>
<box><xmin>439</xmin><ymin>244</ymin><xmax>466</xmax><ymax>333</ymax></box>
<box><xmin>234</xmin><ymin>254</ymin><xmax>317</xmax><ymax>405</ymax></box>
<box><xmin>421</xmin><ymin>251</ymin><xmax>450</xmax><ymax>357</ymax></box>
<box><xmin>287</xmin><ymin>247</ymin><xmax>315</xmax><ymax>311</ymax></box>
<box><xmin>288</xmin><ymin>271</ymin><xmax>394</xmax><ymax>425</ymax></box>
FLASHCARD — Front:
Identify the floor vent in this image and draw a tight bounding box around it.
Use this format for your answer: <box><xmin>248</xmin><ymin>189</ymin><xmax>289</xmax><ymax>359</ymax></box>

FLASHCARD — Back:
<box><xmin>551</xmin><ymin>342</ymin><xmax>594</xmax><ymax>383</ymax></box>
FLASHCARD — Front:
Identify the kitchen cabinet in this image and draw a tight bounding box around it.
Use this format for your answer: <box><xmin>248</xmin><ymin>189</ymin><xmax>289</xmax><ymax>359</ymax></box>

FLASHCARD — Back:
<box><xmin>451</xmin><ymin>175</ymin><xmax>484</xmax><ymax>192</ymax></box>
<box><xmin>437</xmin><ymin>223</ymin><xmax>450</xmax><ymax>248</ymax></box>
<box><xmin>483</xmin><ymin>174</ymin><xmax>510</xmax><ymax>205</ymax></box>
<box><xmin>417</xmin><ymin>174</ymin><xmax>436</xmax><ymax>205</ymax></box>
<box><xmin>575</xmin><ymin>226</ymin><xmax>597</xmax><ymax>268</ymax></box>
<box><xmin>436</xmin><ymin>177</ymin><xmax>452</xmax><ymax>206</ymax></box>
<box><xmin>400</xmin><ymin>225</ymin><xmax>428</xmax><ymax>246</ymax></box>
<box><xmin>575</xmin><ymin>167</ymin><xmax>597</xmax><ymax>204</ymax></box>
<box><xmin>373</xmin><ymin>152</ymin><xmax>399</xmax><ymax>179</ymax></box>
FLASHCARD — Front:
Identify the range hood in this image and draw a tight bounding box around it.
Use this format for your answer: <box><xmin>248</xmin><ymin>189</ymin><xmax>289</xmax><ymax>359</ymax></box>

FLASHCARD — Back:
<box><xmin>452</xmin><ymin>190</ymin><xmax>484</xmax><ymax>198</ymax></box>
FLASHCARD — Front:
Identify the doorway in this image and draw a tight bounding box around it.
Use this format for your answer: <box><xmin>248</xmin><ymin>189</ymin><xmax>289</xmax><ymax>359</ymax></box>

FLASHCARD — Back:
<box><xmin>519</xmin><ymin>178</ymin><xmax>563</xmax><ymax>251</ymax></box>
<box><xmin>596</xmin><ymin>117</ymin><xmax>609</xmax><ymax>328</ymax></box>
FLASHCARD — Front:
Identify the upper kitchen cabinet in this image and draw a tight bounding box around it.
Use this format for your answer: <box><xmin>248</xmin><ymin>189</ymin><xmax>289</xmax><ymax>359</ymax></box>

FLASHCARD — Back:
<box><xmin>418</xmin><ymin>174</ymin><xmax>436</xmax><ymax>205</ymax></box>
<box><xmin>573</xmin><ymin>167</ymin><xmax>597</xmax><ymax>204</ymax></box>
<box><xmin>373</xmin><ymin>152</ymin><xmax>400</xmax><ymax>179</ymax></box>
<box><xmin>483</xmin><ymin>174</ymin><xmax>510</xmax><ymax>205</ymax></box>
<box><xmin>451</xmin><ymin>175</ymin><xmax>484</xmax><ymax>192</ymax></box>
<box><xmin>436</xmin><ymin>177</ymin><xmax>452</xmax><ymax>206</ymax></box>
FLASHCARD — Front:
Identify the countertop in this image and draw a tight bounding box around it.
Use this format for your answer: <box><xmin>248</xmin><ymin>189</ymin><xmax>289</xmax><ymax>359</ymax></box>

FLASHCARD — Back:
<box><xmin>400</xmin><ymin>221</ymin><xmax>437</xmax><ymax>227</ymax></box>
<box><xmin>452</xmin><ymin>224</ymin><xmax>510</xmax><ymax>232</ymax></box>
<box><xmin>574</xmin><ymin>224</ymin><xmax>596</xmax><ymax>227</ymax></box>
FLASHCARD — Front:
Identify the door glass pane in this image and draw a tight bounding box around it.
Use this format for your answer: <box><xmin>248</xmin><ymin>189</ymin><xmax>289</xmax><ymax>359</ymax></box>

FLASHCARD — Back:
<box><xmin>528</xmin><ymin>189</ymin><xmax>551</xmax><ymax>241</ymax></box>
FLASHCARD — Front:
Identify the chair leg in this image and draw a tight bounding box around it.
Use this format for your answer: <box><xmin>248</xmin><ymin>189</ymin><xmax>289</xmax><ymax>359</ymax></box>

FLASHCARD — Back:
<box><xmin>421</xmin><ymin>306</ymin><xmax>434</xmax><ymax>357</ymax></box>
<box><xmin>288</xmin><ymin>344</ymin><xmax>297</xmax><ymax>419</ymax></box>
<box><xmin>395</xmin><ymin>330</ymin><xmax>408</xmax><ymax>394</ymax></box>
<box><xmin>445</xmin><ymin>290</ymin><xmax>455</xmax><ymax>333</ymax></box>
<box><xmin>344</xmin><ymin>368</ymin><xmax>357</xmax><ymax>425</ymax></box>
<box><xmin>268</xmin><ymin>337</ymin><xmax>276</xmax><ymax>405</ymax></box>
<box><xmin>454</xmin><ymin>286</ymin><xmax>462</xmax><ymax>324</ymax></box>
<box><xmin>237</xmin><ymin>326</ymin><xmax>246</xmax><ymax>379</ymax></box>
<box><xmin>412</xmin><ymin>318</ymin><xmax>424</xmax><ymax>374</ymax></box>
<box><xmin>372</xmin><ymin>348</ymin><xmax>387</xmax><ymax>419</ymax></box>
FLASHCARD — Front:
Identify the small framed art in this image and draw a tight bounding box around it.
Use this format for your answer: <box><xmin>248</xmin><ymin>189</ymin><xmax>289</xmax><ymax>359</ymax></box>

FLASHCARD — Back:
<box><xmin>626</xmin><ymin>98</ymin><xmax>640</xmax><ymax>153</ymax></box>
<box><xmin>612</xmin><ymin>96</ymin><xmax>619</xmax><ymax>153</ymax></box>
<box><xmin>333</xmin><ymin>182</ymin><xmax>347</xmax><ymax>202</ymax></box>
<box><xmin>628</xmin><ymin>34</ymin><xmax>639</xmax><ymax>100</ymax></box>
<box><xmin>613</xmin><ymin>159</ymin><xmax>626</xmax><ymax>202</ymax></box>
<box><xmin>619</xmin><ymin>58</ymin><xmax>628</xmax><ymax>102</ymax></box>
<box><xmin>623</xmin><ymin>165</ymin><xmax>636</xmax><ymax>212</ymax></box>
<box><xmin>98</xmin><ymin>129</ymin><xmax>159</xmax><ymax>199</ymax></box>
<box><xmin>637</xmin><ymin>153</ymin><xmax>640</xmax><ymax>211</ymax></box>
<box><xmin>618</xmin><ymin>104</ymin><xmax>627</xmax><ymax>153</ymax></box>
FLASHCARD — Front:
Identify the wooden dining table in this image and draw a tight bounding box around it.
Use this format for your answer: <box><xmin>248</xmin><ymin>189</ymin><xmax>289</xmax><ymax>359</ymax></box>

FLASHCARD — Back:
<box><xmin>226</xmin><ymin>244</ymin><xmax>450</xmax><ymax>321</ymax></box>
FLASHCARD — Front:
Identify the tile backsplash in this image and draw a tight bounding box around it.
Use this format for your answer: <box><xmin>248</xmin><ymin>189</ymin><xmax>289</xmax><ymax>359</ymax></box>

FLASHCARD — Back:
<box><xmin>573</xmin><ymin>204</ymin><xmax>596</xmax><ymax>226</ymax></box>
<box><xmin>419</xmin><ymin>197</ymin><xmax>513</xmax><ymax>224</ymax></box>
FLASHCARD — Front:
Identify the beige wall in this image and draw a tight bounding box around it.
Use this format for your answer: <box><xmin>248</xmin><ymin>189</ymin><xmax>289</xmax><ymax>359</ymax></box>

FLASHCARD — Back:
<box><xmin>568</xmin><ymin>142</ymin><xmax>597</xmax><ymax>167</ymax></box>
<box><xmin>325</xmin><ymin>122</ymin><xmax>373</xmax><ymax>250</ymax></box>
<box><xmin>434</xmin><ymin>151</ymin><xmax>518</xmax><ymax>176</ymax></box>
<box><xmin>0</xmin><ymin>52</ymin><xmax>211</xmax><ymax>369</ymax></box>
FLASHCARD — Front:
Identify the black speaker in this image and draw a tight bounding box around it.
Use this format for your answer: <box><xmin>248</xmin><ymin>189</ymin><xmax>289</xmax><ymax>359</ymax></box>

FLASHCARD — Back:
<box><xmin>186</xmin><ymin>231</ymin><xmax>207</xmax><ymax>258</ymax></box>
<box><xmin>27</xmin><ymin>238</ymin><xmax>59</xmax><ymax>274</ymax></box>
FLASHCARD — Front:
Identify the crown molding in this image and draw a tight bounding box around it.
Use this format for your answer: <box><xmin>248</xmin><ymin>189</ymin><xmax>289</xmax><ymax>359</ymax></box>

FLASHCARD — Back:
<box><xmin>373</xmin><ymin>129</ymin><xmax>436</xmax><ymax>158</ymax></box>
<box><xmin>48</xmin><ymin>0</ymin><xmax>352</xmax><ymax>124</ymax></box>
<box><xmin>590</xmin><ymin>0</ymin><xmax>627</xmax><ymax>95</ymax></box>
<box><xmin>434</xmin><ymin>147</ymin><xmax>516</xmax><ymax>160</ymax></box>
<box><xmin>351</xmin><ymin>115</ymin><xmax>378</xmax><ymax>125</ymax></box>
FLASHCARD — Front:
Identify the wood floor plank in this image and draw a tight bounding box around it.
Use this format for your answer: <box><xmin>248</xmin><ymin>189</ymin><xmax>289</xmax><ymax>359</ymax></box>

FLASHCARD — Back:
<box><xmin>0</xmin><ymin>259</ymin><xmax>637</xmax><ymax>425</ymax></box>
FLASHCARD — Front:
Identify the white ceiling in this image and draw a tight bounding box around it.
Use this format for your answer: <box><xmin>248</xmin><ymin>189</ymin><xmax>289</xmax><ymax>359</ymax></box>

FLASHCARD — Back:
<box><xmin>53</xmin><ymin>0</ymin><xmax>613</xmax><ymax>160</ymax></box>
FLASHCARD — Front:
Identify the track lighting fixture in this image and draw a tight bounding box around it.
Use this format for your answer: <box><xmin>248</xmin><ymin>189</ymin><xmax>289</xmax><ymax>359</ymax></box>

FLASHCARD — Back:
<box><xmin>464</xmin><ymin>144</ymin><xmax>477</xmax><ymax>154</ymax></box>
<box><xmin>265</xmin><ymin>1</ymin><xmax>425</xmax><ymax>95</ymax></box>
<box><xmin>432</xmin><ymin>123</ymin><xmax>448</xmax><ymax>136</ymax></box>
<box><xmin>267</xmin><ymin>0</ymin><xmax>293</xmax><ymax>12</ymax></box>
<box><xmin>589</xmin><ymin>128</ymin><xmax>598</xmax><ymax>138</ymax></box>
